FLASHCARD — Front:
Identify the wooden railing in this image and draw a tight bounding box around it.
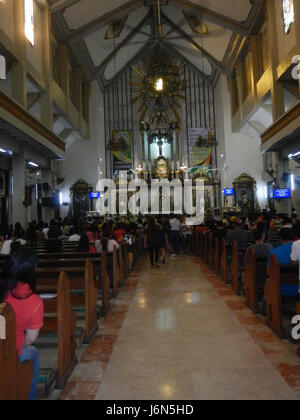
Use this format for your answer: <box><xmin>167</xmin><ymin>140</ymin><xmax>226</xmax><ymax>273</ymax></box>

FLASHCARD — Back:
<box><xmin>261</xmin><ymin>100</ymin><xmax>300</xmax><ymax>144</ymax></box>
<box><xmin>0</xmin><ymin>91</ymin><xmax>65</xmax><ymax>152</ymax></box>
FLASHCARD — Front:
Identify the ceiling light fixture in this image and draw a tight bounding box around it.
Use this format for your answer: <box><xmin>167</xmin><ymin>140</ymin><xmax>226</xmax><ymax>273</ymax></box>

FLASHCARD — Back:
<box><xmin>28</xmin><ymin>161</ymin><xmax>39</xmax><ymax>167</ymax></box>
<box><xmin>288</xmin><ymin>151</ymin><xmax>300</xmax><ymax>159</ymax></box>
<box><xmin>155</xmin><ymin>78</ymin><xmax>164</xmax><ymax>92</ymax></box>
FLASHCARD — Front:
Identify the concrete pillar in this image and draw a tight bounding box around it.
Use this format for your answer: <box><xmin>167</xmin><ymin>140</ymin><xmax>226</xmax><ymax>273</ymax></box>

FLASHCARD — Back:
<box><xmin>58</xmin><ymin>44</ymin><xmax>69</xmax><ymax>96</ymax></box>
<box><xmin>40</xmin><ymin>9</ymin><xmax>53</xmax><ymax>129</ymax></box>
<box><xmin>266</xmin><ymin>0</ymin><xmax>285</xmax><ymax>122</ymax></box>
<box><xmin>82</xmin><ymin>82</ymin><xmax>90</xmax><ymax>121</ymax></box>
<box><xmin>249</xmin><ymin>35</ymin><xmax>260</xmax><ymax>93</ymax></box>
<box><xmin>11</xmin><ymin>0</ymin><xmax>27</xmax><ymax>108</ymax></box>
<box><xmin>236</xmin><ymin>60</ymin><xmax>244</xmax><ymax>119</ymax></box>
<box><xmin>12</xmin><ymin>148</ymin><xmax>27</xmax><ymax>228</ymax></box>
<box><xmin>74</xmin><ymin>67</ymin><xmax>83</xmax><ymax>112</ymax></box>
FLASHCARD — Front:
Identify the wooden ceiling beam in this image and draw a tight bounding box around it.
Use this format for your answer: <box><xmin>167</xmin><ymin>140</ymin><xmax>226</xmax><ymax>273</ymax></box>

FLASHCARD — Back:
<box><xmin>161</xmin><ymin>12</ymin><xmax>226</xmax><ymax>75</ymax></box>
<box><xmin>66</xmin><ymin>0</ymin><xmax>145</xmax><ymax>44</ymax></box>
<box><xmin>92</xmin><ymin>12</ymin><xmax>152</xmax><ymax>78</ymax></box>
<box><xmin>169</xmin><ymin>0</ymin><xmax>249</xmax><ymax>35</ymax></box>
<box><xmin>50</xmin><ymin>0</ymin><xmax>80</xmax><ymax>13</ymax></box>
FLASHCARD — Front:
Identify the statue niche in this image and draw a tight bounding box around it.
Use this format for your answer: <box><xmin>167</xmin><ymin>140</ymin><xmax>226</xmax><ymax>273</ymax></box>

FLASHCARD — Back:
<box><xmin>233</xmin><ymin>173</ymin><xmax>258</xmax><ymax>213</ymax></box>
<box><xmin>70</xmin><ymin>179</ymin><xmax>92</xmax><ymax>219</ymax></box>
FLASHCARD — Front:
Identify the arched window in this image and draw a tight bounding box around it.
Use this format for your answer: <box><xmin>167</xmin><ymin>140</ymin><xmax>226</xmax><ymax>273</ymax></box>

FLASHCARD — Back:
<box><xmin>282</xmin><ymin>0</ymin><xmax>294</xmax><ymax>34</ymax></box>
<box><xmin>24</xmin><ymin>0</ymin><xmax>35</xmax><ymax>46</ymax></box>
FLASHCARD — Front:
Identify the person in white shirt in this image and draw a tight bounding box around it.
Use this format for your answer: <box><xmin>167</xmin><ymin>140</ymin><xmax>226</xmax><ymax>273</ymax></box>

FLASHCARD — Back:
<box><xmin>95</xmin><ymin>229</ymin><xmax>119</xmax><ymax>254</ymax></box>
<box><xmin>42</xmin><ymin>224</ymin><xmax>50</xmax><ymax>239</ymax></box>
<box><xmin>95</xmin><ymin>238</ymin><xmax>119</xmax><ymax>253</ymax></box>
<box><xmin>1</xmin><ymin>239</ymin><xmax>13</xmax><ymax>255</ymax></box>
<box><xmin>291</xmin><ymin>239</ymin><xmax>300</xmax><ymax>293</ymax></box>
<box><xmin>68</xmin><ymin>229</ymin><xmax>81</xmax><ymax>242</ymax></box>
<box><xmin>169</xmin><ymin>215</ymin><xmax>181</xmax><ymax>257</ymax></box>
<box><xmin>0</xmin><ymin>236</ymin><xmax>27</xmax><ymax>255</ymax></box>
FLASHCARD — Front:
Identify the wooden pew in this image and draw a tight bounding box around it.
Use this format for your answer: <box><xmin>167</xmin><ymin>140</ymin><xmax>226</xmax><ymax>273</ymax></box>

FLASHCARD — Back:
<box><xmin>40</xmin><ymin>272</ymin><xmax>78</xmax><ymax>390</ymax></box>
<box><xmin>36</xmin><ymin>252</ymin><xmax>110</xmax><ymax>317</ymax></box>
<box><xmin>244</xmin><ymin>248</ymin><xmax>268</xmax><ymax>313</ymax></box>
<box><xmin>121</xmin><ymin>241</ymin><xmax>129</xmax><ymax>279</ymax></box>
<box><xmin>230</xmin><ymin>242</ymin><xmax>247</xmax><ymax>295</ymax></box>
<box><xmin>197</xmin><ymin>232</ymin><xmax>202</xmax><ymax>260</ymax></box>
<box><xmin>203</xmin><ymin>233</ymin><xmax>209</xmax><ymax>264</ymax></box>
<box><xmin>208</xmin><ymin>233</ymin><xmax>214</xmax><ymax>269</ymax></box>
<box><xmin>106</xmin><ymin>246</ymin><xmax>120</xmax><ymax>298</ymax></box>
<box><xmin>214</xmin><ymin>237</ymin><xmax>222</xmax><ymax>276</ymax></box>
<box><xmin>193</xmin><ymin>231</ymin><xmax>199</xmax><ymax>255</ymax></box>
<box><xmin>37</xmin><ymin>259</ymin><xmax>98</xmax><ymax>344</ymax></box>
<box><xmin>0</xmin><ymin>303</ymin><xmax>33</xmax><ymax>400</ymax></box>
<box><xmin>265</xmin><ymin>254</ymin><xmax>299</xmax><ymax>338</ymax></box>
<box><xmin>220</xmin><ymin>239</ymin><xmax>228</xmax><ymax>283</ymax></box>
<box><xmin>118</xmin><ymin>243</ymin><xmax>126</xmax><ymax>286</ymax></box>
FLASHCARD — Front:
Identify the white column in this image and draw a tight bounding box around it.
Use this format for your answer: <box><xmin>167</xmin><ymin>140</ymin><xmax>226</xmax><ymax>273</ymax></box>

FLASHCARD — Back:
<box><xmin>12</xmin><ymin>148</ymin><xmax>27</xmax><ymax>228</ymax></box>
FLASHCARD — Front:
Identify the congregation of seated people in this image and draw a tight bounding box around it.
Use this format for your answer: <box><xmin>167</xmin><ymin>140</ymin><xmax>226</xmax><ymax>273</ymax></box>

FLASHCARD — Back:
<box><xmin>194</xmin><ymin>211</ymin><xmax>300</xmax><ymax>341</ymax></box>
<box><xmin>0</xmin><ymin>216</ymin><xmax>144</xmax><ymax>399</ymax></box>
<box><xmin>2</xmin><ymin>210</ymin><xmax>300</xmax><ymax>399</ymax></box>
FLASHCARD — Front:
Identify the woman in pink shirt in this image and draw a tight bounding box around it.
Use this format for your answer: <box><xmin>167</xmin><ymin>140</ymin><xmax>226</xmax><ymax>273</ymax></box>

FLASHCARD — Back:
<box><xmin>1</xmin><ymin>248</ymin><xmax>44</xmax><ymax>400</ymax></box>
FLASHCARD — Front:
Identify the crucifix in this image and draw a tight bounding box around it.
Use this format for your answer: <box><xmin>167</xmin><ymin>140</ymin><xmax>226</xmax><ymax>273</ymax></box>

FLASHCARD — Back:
<box><xmin>157</xmin><ymin>138</ymin><xmax>164</xmax><ymax>157</ymax></box>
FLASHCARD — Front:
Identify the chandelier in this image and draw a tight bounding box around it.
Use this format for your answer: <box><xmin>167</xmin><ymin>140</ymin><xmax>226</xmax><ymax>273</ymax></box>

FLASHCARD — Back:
<box><xmin>131</xmin><ymin>53</ymin><xmax>186</xmax><ymax>124</ymax></box>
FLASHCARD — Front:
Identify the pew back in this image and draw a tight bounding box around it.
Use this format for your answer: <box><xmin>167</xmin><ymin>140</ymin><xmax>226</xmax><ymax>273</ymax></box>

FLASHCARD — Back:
<box><xmin>244</xmin><ymin>248</ymin><xmax>268</xmax><ymax>312</ymax></box>
<box><xmin>0</xmin><ymin>303</ymin><xmax>33</xmax><ymax>400</ymax></box>
<box><xmin>265</xmin><ymin>255</ymin><xmax>299</xmax><ymax>337</ymax></box>
<box><xmin>40</xmin><ymin>272</ymin><xmax>78</xmax><ymax>388</ymax></box>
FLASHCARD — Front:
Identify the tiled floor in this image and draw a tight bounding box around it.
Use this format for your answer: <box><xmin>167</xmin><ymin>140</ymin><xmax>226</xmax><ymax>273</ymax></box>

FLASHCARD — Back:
<box><xmin>60</xmin><ymin>254</ymin><xmax>300</xmax><ymax>400</ymax></box>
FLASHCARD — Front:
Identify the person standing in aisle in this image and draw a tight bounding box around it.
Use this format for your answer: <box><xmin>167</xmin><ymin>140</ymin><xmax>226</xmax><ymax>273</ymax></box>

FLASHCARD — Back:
<box><xmin>145</xmin><ymin>219</ymin><xmax>161</xmax><ymax>268</ymax></box>
<box><xmin>169</xmin><ymin>214</ymin><xmax>181</xmax><ymax>257</ymax></box>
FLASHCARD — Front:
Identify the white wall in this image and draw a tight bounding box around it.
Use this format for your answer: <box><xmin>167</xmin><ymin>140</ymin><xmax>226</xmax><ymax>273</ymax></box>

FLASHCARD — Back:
<box><xmin>60</xmin><ymin>81</ymin><xmax>105</xmax><ymax>218</ymax></box>
<box><xmin>214</xmin><ymin>74</ymin><xmax>267</xmax><ymax>209</ymax></box>
<box><xmin>0</xmin><ymin>0</ymin><xmax>15</xmax><ymax>42</ymax></box>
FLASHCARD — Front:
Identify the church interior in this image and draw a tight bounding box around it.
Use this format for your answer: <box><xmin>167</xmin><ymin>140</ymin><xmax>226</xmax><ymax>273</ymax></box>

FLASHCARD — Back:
<box><xmin>1</xmin><ymin>0</ymin><xmax>300</xmax><ymax>401</ymax></box>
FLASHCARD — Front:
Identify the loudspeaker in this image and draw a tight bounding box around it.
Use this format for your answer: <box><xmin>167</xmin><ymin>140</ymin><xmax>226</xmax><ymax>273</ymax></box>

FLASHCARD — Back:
<box><xmin>42</xmin><ymin>182</ymin><xmax>50</xmax><ymax>192</ymax></box>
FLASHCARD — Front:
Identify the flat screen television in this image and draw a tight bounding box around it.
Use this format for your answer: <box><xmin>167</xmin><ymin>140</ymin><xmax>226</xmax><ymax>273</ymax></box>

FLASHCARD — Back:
<box><xmin>273</xmin><ymin>188</ymin><xmax>291</xmax><ymax>199</ymax></box>
<box><xmin>224</xmin><ymin>188</ymin><xmax>234</xmax><ymax>196</ymax></box>
<box><xmin>90</xmin><ymin>192</ymin><xmax>100</xmax><ymax>199</ymax></box>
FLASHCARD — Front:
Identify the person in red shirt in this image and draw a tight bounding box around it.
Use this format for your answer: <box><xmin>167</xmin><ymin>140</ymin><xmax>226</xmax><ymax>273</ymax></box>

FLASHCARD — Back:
<box><xmin>195</xmin><ymin>224</ymin><xmax>210</xmax><ymax>233</ymax></box>
<box><xmin>113</xmin><ymin>223</ymin><xmax>126</xmax><ymax>242</ymax></box>
<box><xmin>1</xmin><ymin>248</ymin><xmax>44</xmax><ymax>400</ymax></box>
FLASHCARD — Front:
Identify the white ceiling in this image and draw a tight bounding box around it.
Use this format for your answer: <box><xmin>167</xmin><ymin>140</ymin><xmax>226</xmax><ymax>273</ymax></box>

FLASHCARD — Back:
<box><xmin>85</xmin><ymin>8</ymin><xmax>150</xmax><ymax>68</ymax></box>
<box><xmin>188</xmin><ymin>0</ymin><xmax>251</xmax><ymax>22</ymax></box>
<box><xmin>51</xmin><ymin>0</ymin><xmax>264</xmax><ymax>89</ymax></box>
<box><xmin>63</xmin><ymin>0</ymin><xmax>127</xmax><ymax>30</ymax></box>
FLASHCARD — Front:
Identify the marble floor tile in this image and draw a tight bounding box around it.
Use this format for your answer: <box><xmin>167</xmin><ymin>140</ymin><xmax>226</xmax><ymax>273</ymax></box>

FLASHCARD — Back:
<box><xmin>61</xmin><ymin>255</ymin><xmax>300</xmax><ymax>400</ymax></box>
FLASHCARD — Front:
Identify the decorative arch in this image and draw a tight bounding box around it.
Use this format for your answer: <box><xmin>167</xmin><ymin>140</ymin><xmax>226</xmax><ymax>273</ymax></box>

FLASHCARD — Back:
<box><xmin>70</xmin><ymin>179</ymin><xmax>93</xmax><ymax>219</ymax></box>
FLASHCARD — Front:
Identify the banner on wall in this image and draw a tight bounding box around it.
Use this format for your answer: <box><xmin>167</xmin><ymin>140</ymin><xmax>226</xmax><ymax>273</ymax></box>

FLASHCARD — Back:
<box><xmin>112</xmin><ymin>130</ymin><xmax>132</xmax><ymax>173</ymax></box>
<box><xmin>188</xmin><ymin>128</ymin><xmax>212</xmax><ymax>176</ymax></box>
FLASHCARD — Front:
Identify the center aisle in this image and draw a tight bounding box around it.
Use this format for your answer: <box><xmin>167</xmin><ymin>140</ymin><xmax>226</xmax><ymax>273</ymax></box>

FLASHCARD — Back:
<box><xmin>95</xmin><ymin>255</ymin><xmax>299</xmax><ymax>400</ymax></box>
